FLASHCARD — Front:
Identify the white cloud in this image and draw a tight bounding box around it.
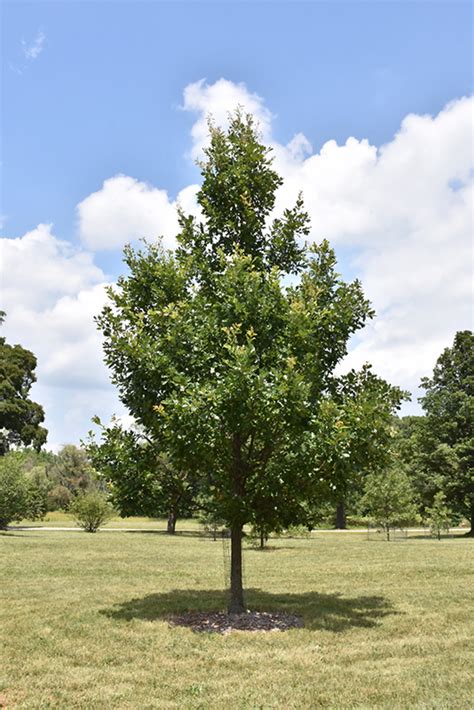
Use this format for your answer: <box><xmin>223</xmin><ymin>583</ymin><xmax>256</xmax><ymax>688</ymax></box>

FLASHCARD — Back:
<box><xmin>21</xmin><ymin>29</ymin><xmax>46</xmax><ymax>60</ymax></box>
<box><xmin>0</xmin><ymin>223</ymin><xmax>104</xmax><ymax>310</ymax></box>
<box><xmin>77</xmin><ymin>175</ymin><xmax>179</xmax><ymax>251</ymax></box>
<box><xmin>276</xmin><ymin>97</ymin><xmax>473</xmax><ymax>401</ymax></box>
<box><xmin>3</xmin><ymin>80</ymin><xmax>472</xmax><ymax>449</ymax></box>
<box><xmin>182</xmin><ymin>78</ymin><xmax>273</xmax><ymax>160</ymax></box>
<box><xmin>181</xmin><ymin>82</ymin><xmax>473</xmax><ymax>406</ymax></box>
<box><xmin>0</xmin><ymin>226</ymin><xmax>127</xmax><ymax>450</ymax></box>
<box><xmin>77</xmin><ymin>175</ymin><xmax>202</xmax><ymax>251</ymax></box>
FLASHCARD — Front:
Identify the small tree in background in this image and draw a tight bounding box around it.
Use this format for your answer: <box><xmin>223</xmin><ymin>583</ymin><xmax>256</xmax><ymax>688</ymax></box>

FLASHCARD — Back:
<box><xmin>197</xmin><ymin>507</ymin><xmax>227</xmax><ymax>541</ymax></box>
<box><xmin>0</xmin><ymin>312</ymin><xmax>47</xmax><ymax>455</ymax></box>
<box><xmin>86</xmin><ymin>420</ymin><xmax>197</xmax><ymax>534</ymax></box>
<box><xmin>419</xmin><ymin>331</ymin><xmax>474</xmax><ymax>535</ymax></box>
<box><xmin>361</xmin><ymin>467</ymin><xmax>419</xmax><ymax>540</ymax></box>
<box><xmin>69</xmin><ymin>491</ymin><xmax>115</xmax><ymax>533</ymax></box>
<box><xmin>48</xmin><ymin>444</ymin><xmax>96</xmax><ymax>497</ymax></box>
<box><xmin>0</xmin><ymin>453</ymin><xmax>48</xmax><ymax>529</ymax></box>
<box><xmin>426</xmin><ymin>491</ymin><xmax>454</xmax><ymax>540</ymax></box>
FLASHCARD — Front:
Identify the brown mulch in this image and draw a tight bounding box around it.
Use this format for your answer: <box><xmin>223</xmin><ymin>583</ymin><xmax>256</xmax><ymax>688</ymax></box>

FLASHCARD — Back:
<box><xmin>168</xmin><ymin>610</ymin><xmax>304</xmax><ymax>634</ymax></box>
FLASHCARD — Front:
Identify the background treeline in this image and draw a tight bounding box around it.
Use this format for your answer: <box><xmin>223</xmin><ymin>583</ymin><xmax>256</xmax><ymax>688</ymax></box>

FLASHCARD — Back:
<box><xmin>0</xmin><ymin>445</ymin><xmax>100</xmax><ymax>526</ymax></box>
<box><xmin>1</xmin><ymin>328</ymin><xmax>472</xmax><ymax>538</ymax></box>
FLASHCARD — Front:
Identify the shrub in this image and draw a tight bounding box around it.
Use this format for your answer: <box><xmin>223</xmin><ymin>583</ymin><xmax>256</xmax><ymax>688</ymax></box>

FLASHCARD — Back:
<box><xmin>426</xmin><ymin>491</ymin><xmax>454</xmax><ymax>540</ymax></box>
<box><xmin>69</xmin><ymin>491</ymin><xmax>114</xmax><ymax>533</ymax></box>
<box><xmin>0</xmin><ymin>453</ymin><xmax>47</xmax><ymax>529</ymax></box>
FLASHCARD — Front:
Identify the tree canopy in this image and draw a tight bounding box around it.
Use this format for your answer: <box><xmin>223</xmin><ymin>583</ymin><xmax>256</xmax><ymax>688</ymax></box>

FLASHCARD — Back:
<box><xmin>0</xmin><ymin>311</ymin><xmax>47</xmax><ymax>455</ymax></box>
<box><xmin>86</xmin><ymin>419</ymin><xmax>197</xmax><ymax>533</ymax></box>
<box><xmin>419</xmin><ymin>331</ymin><xmax>474</xmax><ymax>533</ymax></box>
<box><xmin>97</xmin><ymin>113</ymin><xmax>406</xmax><ymax>612</ymax></box>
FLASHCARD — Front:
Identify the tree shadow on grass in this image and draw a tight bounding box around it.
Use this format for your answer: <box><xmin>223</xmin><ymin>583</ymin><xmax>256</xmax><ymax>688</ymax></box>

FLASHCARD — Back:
<box><xmin>407</xmin><ymin>533</ymin><xmax>470</xmax><ymax>541</ymax></box>
<box><xmin>101</xmin><ymin>588</ymin><xmax>398</xmax><ymax>632</ymax></box>
<box><xmin>125</xmin><ymin>530</ymin><xmax>206</xmax><ymax>538</ymax></box>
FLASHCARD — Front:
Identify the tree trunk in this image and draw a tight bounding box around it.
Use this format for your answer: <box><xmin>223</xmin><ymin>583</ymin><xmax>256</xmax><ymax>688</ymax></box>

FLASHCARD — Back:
<box><xmin>386</xmin><ymin>526</ymin><xmax>390</xmax><ymax>541</ymax></box>
<box><xmin>335</xmin><ymin>500</ymin><xmax>346</xmax><ymax>529</ymax></box>
<box><xmin>167</xmin><ymin>510</ymin><xmax>177</xmax><ymax>535</ymax></box>
<box><xmin>228</xmin><ymin>523</ymin><xmax>245</xmax><ymax>614</ymax></box>
<box><xmin>466</xmin><ymin>506</ymin><xmax>474</xmax><ymax>537</ymax></box>
<box><xmin>260</xmin><ymin>528</ymin><xmax>265</xmax><ymax>549</ymax></box>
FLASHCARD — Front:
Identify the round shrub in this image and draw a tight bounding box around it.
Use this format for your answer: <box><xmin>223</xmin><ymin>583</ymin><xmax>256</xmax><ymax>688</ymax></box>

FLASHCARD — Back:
<box><xmin>69</xmin><ymin>491</ymin><xmax>114</xmax><ymax>533</ymax></box>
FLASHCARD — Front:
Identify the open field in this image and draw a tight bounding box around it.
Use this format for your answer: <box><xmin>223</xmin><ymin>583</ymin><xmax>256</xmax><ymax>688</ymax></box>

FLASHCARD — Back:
<box><xmin>1</xmin><ymin>526</ymin><xmax>473</xmax><ymax>709</ymax></box>
<box><xmin>16</xmin><ymin>511</ymin><xmax>171</xmax><ymax>529</ymax></box>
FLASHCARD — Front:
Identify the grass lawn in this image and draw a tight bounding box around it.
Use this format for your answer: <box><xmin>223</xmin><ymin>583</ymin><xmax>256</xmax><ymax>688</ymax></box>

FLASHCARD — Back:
<box><xmin>15</xmin><ymin>511</ymin><xmax>171</xmax><ymax>529</ymax></box>
<box><xmin>1</xmin><ymin>527</ymin><xmax>472</xmax><ymax>709</ymax></box>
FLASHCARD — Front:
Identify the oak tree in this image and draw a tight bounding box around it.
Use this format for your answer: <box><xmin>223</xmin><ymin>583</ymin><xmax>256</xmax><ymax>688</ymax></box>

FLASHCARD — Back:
<box><xmin>97</xmin><ymin>113</ymin><xmax>404</xmax><ymax>612</ymax></box>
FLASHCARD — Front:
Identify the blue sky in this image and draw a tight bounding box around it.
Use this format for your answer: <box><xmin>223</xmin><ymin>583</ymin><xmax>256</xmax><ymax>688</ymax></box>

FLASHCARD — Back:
<box><xmin>1</xmin><ymin>1</ymin><xmax>473</xmax><ymax>450</ymax></box>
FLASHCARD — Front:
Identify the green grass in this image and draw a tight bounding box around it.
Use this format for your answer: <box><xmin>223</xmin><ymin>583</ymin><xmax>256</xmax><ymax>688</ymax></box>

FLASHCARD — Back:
<box><xmin>16</xmin><ymin>510</ymin><xmax>172</xmax><ymax>528</ymax></box>
<box><xmin>1</xmin><ymin>527</ymin><xmax>473</xmax><ymax>709</ymax></box>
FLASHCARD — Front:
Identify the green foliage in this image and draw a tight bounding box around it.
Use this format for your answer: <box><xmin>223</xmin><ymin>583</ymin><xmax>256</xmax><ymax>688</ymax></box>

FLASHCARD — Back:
<box><xmin>425</xmin><ymin>492</ymin><xmax>454</xmax><ymax>540</ymax></box>
<box><xmin>47</xmin><ymin>444</ymin><xmax>96</xmax><ymax>498</ymax></box>
<box><xmin>47</xmin><ymin>484</ymin><xmax>73</xmax><ymax>510</ymax></box>
<box><xmin>0</xmin><ymin>312</ymin><xmax>47</xmax><ymax>455</ymax></box>
<box><xmin>197</xmin><ymin>508</ymin><xmax>227</xmax><ymax>541</ymax></box>
<box><xmin>96</xmin><ymin>112</ymin><xmax>406</xmax><ymax>610</ymax></box>
<box><xmin>360</xmin><ymin>467</ymin><xmax>419</xmax><ymax>540</ymax></box>
<box><xmin>86</xmin><ymin>420</ymin><xmax>197</xmax><ymax>523</ymax></box>
<box><xmin>419</xmin><ymin>331</ymin><xmax>474</xmax><ymax>531</ymax></box>
<box><xmin>0</xmin><ymin>452</ymin><xmax>48</xmax><ymax>528</ymax></box>
<box><xmin>69</xmin><ymin>491</ymin><xmax>114</xmax><ymax>533</ymax></box>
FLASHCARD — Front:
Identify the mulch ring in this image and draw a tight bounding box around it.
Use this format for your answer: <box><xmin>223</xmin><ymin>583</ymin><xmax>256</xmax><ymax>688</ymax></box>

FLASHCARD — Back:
<box><xmin>168</xmin><ymin>610</ymin><xmax>304</xmax><ymax>634</ymax></box>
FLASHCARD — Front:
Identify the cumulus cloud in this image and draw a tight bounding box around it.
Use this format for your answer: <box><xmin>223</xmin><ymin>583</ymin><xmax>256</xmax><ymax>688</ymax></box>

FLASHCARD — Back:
<box><xmin>0</xmin><ymin>223</ymin><xmax>104</xmax><ymax>310</ymax></box>
<box><xmin>180</xmin><ymin>80</ymin><xmax>473</xmax><ymax>403</ymax></box>
<box><xmin>77</xmin><ymin>175</ymin><xmax>201</xmax><ymax>251</ymax></box>
<box><xmin>182</xmin><ymin>78</ymin><xmax>273</xmax><ymax>160</ymax></box>
<box><xmin>0</xmin><ymin>226</ymin><xmax>127</xmax><ymax>450</ymax></box>
<box><xmin>3</xmin><ymin>79</ymin><xmax>472</xmax><ymax>448</ymax></box>
<box><xmin>275</xmin><ymin>97</ymin><xmax>473</xmax><ymax>397</ymax></box>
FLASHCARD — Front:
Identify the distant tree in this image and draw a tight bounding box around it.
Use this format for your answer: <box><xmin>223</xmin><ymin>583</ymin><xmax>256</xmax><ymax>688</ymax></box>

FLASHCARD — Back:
<box><xmin>48</xmin><ymin>444</ymin><xmax>95</xmax><ymax>494</ymax></box>
<box><xmin>419</xmin><ymin>331</ymin><xmax>474</xmax><ymax>534</ymax></box>
<box><xmin>0</xmin><ymin>452</ymin><xmax>48</xmax><ymax>529</ymax></box>
<box><xmin>86</xmin><ymin>420</ymin><xmax>196</xmax><ymax>534</ymax></box>
<box><xmin>47</xmin><ymin>484</ymin><xmax>73</xmax><ymax>511</ymax></box>
<box><xmin>361</xmin><ymin>467</ymin><xmax>419</xmax><ymax>540</ymax></box>
<box><xmin>96</xmin><ymin>112</ymin><xmax>404</xmax><ymax>613</ymax></box>
<box><xmin>197</xmin><ymin>505</ymin><xmax>227</xmax><ymax>541</ymax></box>
<box><xmin>327</xmin><ymin>368</ymin><xmax>409</xmax><ymax>530</ymax></box>
<box><xmin>69</xmin><ymin>491</ymin><xmax>114</xmax><ymax>533</ymax></box>
<box><xmin>425</xmin><ymin>491</ymin><xmax>454</xmax><ymax>540</ymax></box>
<box><xmin>0</xmin><ymin>311</ymin><xmax>47</xmax><ymax>455</ymax></box>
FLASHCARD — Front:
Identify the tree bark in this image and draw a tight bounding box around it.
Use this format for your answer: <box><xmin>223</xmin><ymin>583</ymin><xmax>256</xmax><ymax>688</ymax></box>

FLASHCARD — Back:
<box><xmin>229</xmin><ymin>523</ymin><xmax>245</xmax><ymax>614</ymax></box>
<box><xmin>335</xmin><ymin>500</ymin><xmax>346</xmax><ymax>529</ymax></box>
<box><xmin>466</xmin><ymin>506</ymin><xmax>474</xmax><ymax>537</ymax></box>
<box><xmin>260</xmin><ymin>528</ymin><xmax>265</xmax><ymax>550</ymax></box>
<box><xmin>167</xmin><ymin>510</ymin><xmax>177</xmax><ymax>535</ymax></box>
